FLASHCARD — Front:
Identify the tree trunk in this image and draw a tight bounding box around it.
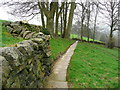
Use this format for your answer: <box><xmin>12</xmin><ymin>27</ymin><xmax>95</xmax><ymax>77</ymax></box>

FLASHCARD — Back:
<box><xmin>64</xmin><ymin>2</ymin><xmax>76</xmax><ymax>39</ymax></box>
<box><xmin>62</xmin><ymin>2</ymin><xmax>68</xmax><ymax>38</ymax></box>
<box><xmin>40</xmin><ymin>2</ymin><xmax>56</xmax><ymax>35</ymax></box>
<box><xmin>55</xmin><ymin>2</ymin><xmax>64</xmax><ymax>37</ymax></box>
<box><xmin>38</xmin><ymin>2</ymin><xmax>45</xmax><ymax>28</ymax></box>
<box><xmin>80</xmin><ymin>19</ymin><xmax>83</xmax><ymax>41</ymax></box>
<box><xmin>40</xmin><ymin>9</ymin><xmax>45</xmax><ymax>28</ymax></box>
<box><xmin>86</xmin><ymin>2</ymin><xmax>90</xmax><ymax>42</ymax></box>
<box><xmin>107</xmin><ymin>2</ymin><xmax>115</xmax><ymax>49</ymax></box>
<box><xmin>55</xmin><ymin>3</ymin><xmax>59</xmax><ymax>37</ymax></box>
<box><xmin>93</xmin><ymin>8</ymin><xmax>98</xmax><ymax>42</ymax></box>
<box><xmin>80</xmin><ymin>5</ymin><xmax>85</xmax><ymax>41</ymax></box>
<box><xmin>107</xmin><ymin>26</ymin><xmax>114</xmax><ymax>48</ymax></box>
<box><xmin>61</xmin><ymin>14</ymin><xmax>63</xmax><ymax>37</ymax></box>
<box><xmin>107</xmin><ymin>33</ymin><xmax>114</xmax><ymax>48</ymax></box>
<box><xmin>55</xmin><ymin>15</ymin><xmax>59</xmax><ymax>36</ymax></box>
<box><xmin>46</xmin><ymin>16</ymin><xmax>54</xmax><ymax>35</ymax></box>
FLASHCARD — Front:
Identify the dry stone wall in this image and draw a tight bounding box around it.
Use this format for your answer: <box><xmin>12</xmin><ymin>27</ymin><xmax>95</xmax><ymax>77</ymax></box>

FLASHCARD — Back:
<box><xmin>3</xmin><ymin>21</ymin><xmax>43</xmax><ymax>39</ymax></box>
<box><xmin>0</xmin><ymin>21</ymin><xmax>52</xmax><ymax>88</ymax></box>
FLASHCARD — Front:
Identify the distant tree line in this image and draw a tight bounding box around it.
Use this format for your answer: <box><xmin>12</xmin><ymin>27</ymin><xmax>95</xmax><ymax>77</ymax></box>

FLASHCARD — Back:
<box><xmin>73</xmin><ymin>0</ymin><xmax>119</xmax><ymax>48</ymax></box>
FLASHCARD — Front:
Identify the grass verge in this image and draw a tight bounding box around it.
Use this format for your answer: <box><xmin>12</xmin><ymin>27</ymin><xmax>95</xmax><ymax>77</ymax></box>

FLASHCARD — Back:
<box><xmin>70</xmin><ymin>34</ymin><xmax>102</xmax><ymax>43</ymax></box>
<box><xmin>58</xmin><ymin>32</ymin><xmax>102</xmax><ymax>43</ymax></box>
<box><xmin>0</xmin><ymin>20</ymin><xmax>24</xmax><ymax>47</ymax></box>
<box><xmin>67</xmin><ymin>42</ymin><xmax>118</xmax><ymax>88</ymax></box>
<box><xmin>50</xmin><ymin>38</ymin><xmax>74</xmax><ymax>61</ymax></box>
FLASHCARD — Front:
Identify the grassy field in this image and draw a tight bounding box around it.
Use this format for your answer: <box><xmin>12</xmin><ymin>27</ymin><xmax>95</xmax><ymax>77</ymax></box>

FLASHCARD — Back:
<box><xmin>70</xmin><ymin>34</ymin><xmax>102</xmax><ymax>43</ymax></box>
<box><xmin>67</xmin><ymin>42</ymin><xmax>118</xmax><ymax>88</ymax></box>
<box><xmin>58</xmin><ymin>32</ymin><xmax>102</xmax><ymax>43</ymax></box>
<box><xmin>50</xmin><ymin>38</ymin><xmax>74</xmax><ymax>60</ymax></box>
<box><xmin>0</xmin><ymin>20</ymin><xmax>23</xmax><ymax>47</ymax></box>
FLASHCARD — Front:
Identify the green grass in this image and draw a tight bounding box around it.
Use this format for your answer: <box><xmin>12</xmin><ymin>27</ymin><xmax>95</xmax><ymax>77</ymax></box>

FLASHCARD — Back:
<box><xmin>50</xmin><ymin>38</ymin><xmax>74</xmax><ymax>60</ymax></box>
<box><xmin>0</xmin><ymin>19</ymin><xmax>24</xmax><ymax>47</ymax></box>
<box><xmin>70</xmin><ymin>34</ymin><xmax>102</xmax><ymax>43</ymax></box>
<box><xmin>58</xmin><ymin>32</ymin><xmax>102</xmax><ymax>43</ymax></box>
<box><xmin>67</xmin><ymin>42</ymin><xmax>118</xmax><ymax>88</ymax></box>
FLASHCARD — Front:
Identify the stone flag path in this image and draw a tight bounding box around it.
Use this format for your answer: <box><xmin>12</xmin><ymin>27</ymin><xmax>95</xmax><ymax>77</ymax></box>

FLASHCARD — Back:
<box><xmin>45</xmin><ymin>41</ymin><xmax>78</xmax><ymax>88</ymax></box>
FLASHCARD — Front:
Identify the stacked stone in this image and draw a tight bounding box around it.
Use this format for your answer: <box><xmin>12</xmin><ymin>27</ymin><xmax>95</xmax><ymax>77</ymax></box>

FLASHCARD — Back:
<box><xmin>0</xmin><ymin>29</ymin><xmax>51</xmax><ymax>88</ymax></box>
<box><xmin>2</xmin><ymin>21</ymin><xmax>42</xmax><ymax>39</ymax></box>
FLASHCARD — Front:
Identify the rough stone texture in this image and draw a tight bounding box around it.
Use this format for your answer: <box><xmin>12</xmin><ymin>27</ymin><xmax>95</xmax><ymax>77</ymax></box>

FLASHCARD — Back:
<box><xmin>23</xmin><ymin>31</ymin><xmax>32</xmax><ymax>38</ymax></box>
<box><xmin>25</xmin><ymin>32</ymin><xmax>36</xmax><ymax>39</ymax></box>
<box><xmin>0</xmin><ymin>37</ymin><xmax>51</xmax><ymax>88</ymax></box>
<box><xmin>1</xmin><ymin>22</ymin><xmax>52</xmax><ymax>88</ymax></box>
<box><xmin>0</xmin><ymin>56</ymin><xmax>3</xmax><ymax>89</ymax></box>
<box><xmin>3</xmin><ymin>21</ymin><xmax>41</xmax><ymax>33</ymax></box>
<box><xmin>2</xmin><ymin>21</ymin><xmax>44</xmax><ymax>39</ymax></box>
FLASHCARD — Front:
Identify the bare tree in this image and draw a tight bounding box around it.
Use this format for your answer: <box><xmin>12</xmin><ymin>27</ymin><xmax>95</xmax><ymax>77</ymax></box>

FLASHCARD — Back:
<box><xmin>101</xmin><ymin>0</ymin><xmax>118</xmax><ymax>48</ymax></box>
<box><xmin>55</xmin><ymin>2</ymin><xmax>64</xmax><ymax>36</ymax></box>
<box><xmin>2</xmin><ymin>1</ymin><xmax>40</xmax><ymax>20</ymax></box>
<box><xmin>1</xmin><ymin>0</ymin><xmax>63</xmax><ymax>35</ymax></box>
<box><xmin>86</xmin><ymin>1</ymin><xmax>91</xmax><ymax>42</ymax></box>
<box><xmin>64</xmin><ymin>2</ymin><xmax>76</xmax><ymax>38</ymax></box>
<box><xmin>2</xmin><ymin>0</ymin><xmax>76</xmax><ymax>38</ymax></box>
<box><xmin>92</xmin><ymin>2</ymin><xmax>99</xmax><ymax>42</ymax></box>
<box><xmin>60</xmin><ymin>12</ymin><xmax>63</xmax><ymax>37</ymax></box>
<box><xmin>118</xmin><ymin>0</ymin><xmax>120</xmax><ymax>47</ymax></box>
<box><xmin>62</xmin><ymin>2</ymin><xmax>68</xmax><ymax>38</ymax></box>
<box><xmin>80</xmin><ymin>2</ymin><xmax>87</xmax><ymax>41</ymax></box>
<box><xmin>38</xmin><ymin>1</ymin><xmax>45</xmax><ymax>28</ymax></box>
<box><xmin>40</xmin><ymin>1</ymin><xmax>57</xmax><ymax>35</ymax></box>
